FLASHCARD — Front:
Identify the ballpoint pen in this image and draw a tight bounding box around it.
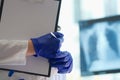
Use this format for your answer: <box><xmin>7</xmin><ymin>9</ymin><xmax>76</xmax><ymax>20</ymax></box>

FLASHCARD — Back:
<box><xmin>50</xmin><ymin>32</ymin><xmax>57</xmax><ymax>38</ymax></box>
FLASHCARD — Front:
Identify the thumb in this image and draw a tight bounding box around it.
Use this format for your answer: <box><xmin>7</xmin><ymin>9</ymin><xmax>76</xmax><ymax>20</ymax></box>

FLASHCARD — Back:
<box><xmin>53</xmin><ymin>32</ymin><xmax>64</xmax><ymax>38</ymax></box>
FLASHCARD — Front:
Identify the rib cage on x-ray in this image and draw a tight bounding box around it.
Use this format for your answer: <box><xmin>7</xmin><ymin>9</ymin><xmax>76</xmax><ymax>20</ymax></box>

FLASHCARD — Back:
<box><xmin>81</xmin><ymin>22</ymin><xmax>120</xmax><ymax>67</ymax></box>
<box><xmin>80</xmin><ymin>16</ymin><xmax>120</xmax><ymax>76</ymax></box>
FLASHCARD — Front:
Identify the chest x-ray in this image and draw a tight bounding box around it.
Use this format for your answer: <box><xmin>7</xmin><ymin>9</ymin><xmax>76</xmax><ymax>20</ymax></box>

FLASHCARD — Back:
<box><xmin>80</xmin><ymin>15</ymin><xmax>120</xmax><ymax>76</ymax></box>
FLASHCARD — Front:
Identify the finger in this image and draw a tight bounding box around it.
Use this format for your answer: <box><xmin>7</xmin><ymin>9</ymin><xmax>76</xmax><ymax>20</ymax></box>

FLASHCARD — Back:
<box><xmin>50</xmin><ymin>57</ymin><xmax>72</xmax><ymax>68</ymax></box>
<box><xmin>58</xmin><ymin>61</ymin><xmax>73</xmax><ymax>73</ymax></box>
<box><xmin>49</xmin><ymin>54</ymin><xmax>70</xmax><ymax>63</ymax></box>
<box><xmin>49</xmin><ymin>51</ymin><xmax>72</xmax><ymax>62</ymax></box>
<box><xmin>55</xmin><ymin>51</ymin><xmax>70</xmax><ymax>58</ymax></box>
<box><xmin>51</xmin><ymin>35</ymin><xmax>64</xmax><ymax>43</ymax></box>
<box><xmin>53</xmin><ymin>32</ymin><xmax>64</xmax><ymax>38</ymax></box>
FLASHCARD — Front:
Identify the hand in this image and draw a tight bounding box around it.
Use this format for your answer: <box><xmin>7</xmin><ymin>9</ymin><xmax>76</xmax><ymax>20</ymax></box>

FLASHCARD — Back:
<box><xmin>49</xmin><ymin>51</ymin><xmax>73</xmax><ymax>73</ymax></box>
<box><xmin>31</xmin><ymin>32</ymin><xmax>64</xmax><ymax>58</ymax></box>
<box><xmin>8</xmin><ymin>70</ymin><xmax>14</xmax><ymax>77</ymax></box>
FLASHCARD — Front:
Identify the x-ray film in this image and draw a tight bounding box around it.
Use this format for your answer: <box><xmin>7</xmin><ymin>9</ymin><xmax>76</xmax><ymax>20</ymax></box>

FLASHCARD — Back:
<box><xmin>80</xmin><ymin>15</ymin><xmax>120</xmax><ymax>76</ymax></box>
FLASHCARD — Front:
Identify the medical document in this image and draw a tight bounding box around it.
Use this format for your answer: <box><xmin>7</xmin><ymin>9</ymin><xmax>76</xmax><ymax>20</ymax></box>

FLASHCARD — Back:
<box><xmin>0</xmin><ymin>0</ymin><xmax>61</xmax><ymax>77</ymax></box>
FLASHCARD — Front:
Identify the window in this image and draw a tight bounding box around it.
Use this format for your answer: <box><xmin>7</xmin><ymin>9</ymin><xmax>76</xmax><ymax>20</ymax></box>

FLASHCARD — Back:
<box><xmin>58</xmin><ymin>0</ymin><xmax>80</xmax><ymax>80</ymax></box>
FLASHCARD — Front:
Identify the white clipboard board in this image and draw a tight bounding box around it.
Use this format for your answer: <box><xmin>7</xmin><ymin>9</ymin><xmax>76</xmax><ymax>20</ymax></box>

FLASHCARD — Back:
<box><xmin>0</xmin><ymin>0</ymin><xmax>61</xmax><ymax>77</ymax></box>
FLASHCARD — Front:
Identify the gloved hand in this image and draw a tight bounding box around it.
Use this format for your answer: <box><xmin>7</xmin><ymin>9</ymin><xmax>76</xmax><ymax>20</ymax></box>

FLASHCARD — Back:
<box><xmin>8</xmin><ymin>70</ymin><xmax>14</xmax><ymax>77</ymax></box>
<box><xmin>49</xmin><ymin>51</ymin><xmax>73</xmax><ymax>73</ymax></box>
<box><xmin>31</xmin><ymin>32</ymin><xmax>64</xmax><ymax>58</ymax></box>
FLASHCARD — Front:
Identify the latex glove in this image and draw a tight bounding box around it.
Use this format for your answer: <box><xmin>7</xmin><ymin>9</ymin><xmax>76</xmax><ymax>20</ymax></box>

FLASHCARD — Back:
<box><xmin>8</xmin><ymin>70</ymin><xmax>14</xmax><ymax>77</ymax></box>
<box><xmin>49</xmin><ymin>51</ymin><xmax>73</xmax><ymax>73</ymax></box>
<box><xmin>8</xmin><ymin>70</ymin><xmax>24</xmax><ymax>80</ymax></box>
<box><xmin>31</xmin><ymin>32</ymin><xmax>64</xmax><ymax>58</ymax></box>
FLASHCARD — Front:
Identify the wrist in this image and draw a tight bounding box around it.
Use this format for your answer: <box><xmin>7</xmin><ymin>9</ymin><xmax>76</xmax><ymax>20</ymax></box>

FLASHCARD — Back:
<box><xmin>26</xmin><ymin>40</ymin><xmax>35</xmax><ymax>56</ymax></box>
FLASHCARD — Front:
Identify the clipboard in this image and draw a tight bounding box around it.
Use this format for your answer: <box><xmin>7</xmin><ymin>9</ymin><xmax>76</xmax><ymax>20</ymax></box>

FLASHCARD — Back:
<box><xmin>0</xmin><ymin>0</ymin><xmax>61</xmax><ymax>77</ymax></box>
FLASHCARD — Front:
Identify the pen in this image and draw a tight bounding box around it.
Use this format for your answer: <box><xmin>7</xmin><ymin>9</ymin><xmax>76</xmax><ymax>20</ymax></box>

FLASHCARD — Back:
<box><xmin>50</xmin><ymin>32</ymin><xmax>57</xmax><ymax>38</ymax></box>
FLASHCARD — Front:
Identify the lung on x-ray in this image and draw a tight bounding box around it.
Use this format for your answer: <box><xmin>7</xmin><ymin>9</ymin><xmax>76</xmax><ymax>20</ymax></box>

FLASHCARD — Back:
<box><xmin>80</xmin><ymin>15</ymin><xmax>120</xmax><ymax>76</ymax></box>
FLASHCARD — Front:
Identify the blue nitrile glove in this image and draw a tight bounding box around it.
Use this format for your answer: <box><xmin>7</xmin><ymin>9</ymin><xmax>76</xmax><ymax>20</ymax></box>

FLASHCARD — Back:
<box><xmin>49</xmin><ymin>51</ymin><xmax>73</xmax><ymax>73</ymax></box>
<box><xmin>31</xmin><ymin>32</ymin><xmax>64</xmax><ymax>58</ymax></box>
<box><xmin>8</xmin><ymin>70</ymin><xmax>15</xmax><ymax>77</ymax></box>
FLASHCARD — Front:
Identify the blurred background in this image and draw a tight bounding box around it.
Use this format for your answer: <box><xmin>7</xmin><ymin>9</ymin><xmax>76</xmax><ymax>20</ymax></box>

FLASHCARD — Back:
<box><xmin>58</xmin><ymin>0</ymin><xmax>120</xmax><ymax>80</ymax></box>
